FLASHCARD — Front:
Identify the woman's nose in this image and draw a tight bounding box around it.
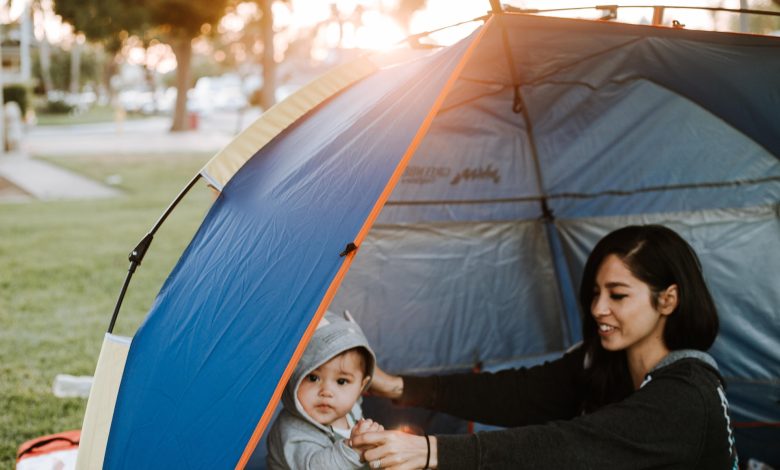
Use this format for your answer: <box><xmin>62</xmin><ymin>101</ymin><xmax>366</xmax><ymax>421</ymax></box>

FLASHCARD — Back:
<box><xmin>592</xmin><ymin>295</ymin><xmax>609</xmax><ymax>317</ymax></box>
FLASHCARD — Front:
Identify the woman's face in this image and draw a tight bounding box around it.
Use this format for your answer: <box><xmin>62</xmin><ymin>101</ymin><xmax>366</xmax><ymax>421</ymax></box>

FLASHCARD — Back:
<box><xmin>591</xmin><ymin>254</ymin><xmax>672</xmax><ymax>357</ymax></box>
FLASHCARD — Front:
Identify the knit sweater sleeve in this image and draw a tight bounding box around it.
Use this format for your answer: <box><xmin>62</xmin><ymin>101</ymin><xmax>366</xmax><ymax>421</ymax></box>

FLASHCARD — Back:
<box><xmin>434</xmin><ymin>365</ymin><xmax>716</xmax><ymax>469</ymax></box>
<box><xmin>399</xmin><ymin>347</ymin><xmax>586</xmax><ymax>427</ymax></box>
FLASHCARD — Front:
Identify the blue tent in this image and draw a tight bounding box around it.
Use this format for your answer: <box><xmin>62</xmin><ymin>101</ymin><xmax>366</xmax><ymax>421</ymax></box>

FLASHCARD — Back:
<box><xmin>80</xmin><ymin>12</ymin><xmax>779</xmax><ymax>469</ymax></box>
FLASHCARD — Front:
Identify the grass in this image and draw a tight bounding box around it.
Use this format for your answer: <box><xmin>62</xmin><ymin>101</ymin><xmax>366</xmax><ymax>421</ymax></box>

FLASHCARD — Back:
<box><xmin>0</xmin><ymin>152</ymin><xmax>215</xmax><ymax>467</ymax></box>
<box><xmin>34</xmin><ymin>104</ymin><xmax>149</xmax><ymax>126</ymax></box>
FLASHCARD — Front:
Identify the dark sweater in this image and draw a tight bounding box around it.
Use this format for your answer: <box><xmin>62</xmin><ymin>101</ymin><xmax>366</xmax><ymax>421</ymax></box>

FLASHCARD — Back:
<box><xmin>400</xmin><ymin>348</ymin><xmax>738</xmax><ymax>469</ymax></box>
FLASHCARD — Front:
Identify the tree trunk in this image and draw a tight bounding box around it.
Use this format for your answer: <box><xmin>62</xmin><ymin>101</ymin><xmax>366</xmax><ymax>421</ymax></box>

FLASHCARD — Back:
<box><xmin>38</xmin><ymin>30</ymin><xmax>54</xmax><ymax>95</ymax></box>
<box><xmin>104</xmin><ymin>54</ymin><xmax>118</xmax><ymax>103</ymax></box>
<box><xmin>144</xmin><ymin>50</ymin><xmax>157</xmax><ymax>114</ymax></box>
<box><xmin>170</xmin><ymin>35</ymin><xmax>193</xmax><ymax>132</ymax></box>
<box><xmin>69</xmin><ymin>38</ymin><xmax>81</xmax><ymax>95</ymax></box>
<box><xmin>259</xmin><ymin>0</ymin><xmax>275</xmax><ymax>111</ymax></box>
<box><xmin>33</xmin><ymin>0</ymin><xmax>54</xmax><ymax>95</ymax></box>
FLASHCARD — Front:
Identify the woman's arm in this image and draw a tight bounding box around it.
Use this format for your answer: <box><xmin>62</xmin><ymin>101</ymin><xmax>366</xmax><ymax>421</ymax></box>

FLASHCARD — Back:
<box><xmin>369</xmin><ymin>362</ymin><xmax>405</xmax><ymax>400</ymax></box>
<box><xmin>356</xmin><ymin>369</ymin><xmax>714</xmax><ymax>469</ymax></box>
<box><xmin>396</xmin><ymin>347</ymin><xmax>587</xmax><ymax>427</ymax></box>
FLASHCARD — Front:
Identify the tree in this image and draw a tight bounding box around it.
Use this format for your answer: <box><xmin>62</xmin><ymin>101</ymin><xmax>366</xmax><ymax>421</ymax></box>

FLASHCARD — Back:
<box><xmin>140</xmin><ymin>0</ymin><xmax>230</xmax><ymax>130</ymax></box>
<box><xmin>32</xmin><ymin>0</ymin><xmax>55</xmax><ymax>95</ymax></box>
<box><xmin>54</xmin><ymin>0</ymin><xmax>230</xmax><ymax>131</ymax></box>
<box><xmin>54</xmin><ymin>0</ymin><xmax>146</xmax><ymax>101</ymax></box>
<box><xmin>394</xmin><ymin>0</ymin><xmax>427</xmax><ymax>35</ymax></box>
<box><xmin>257</xmin><ymin>0</ymin><xmax>275</xmax><ymax>110</ymax></box>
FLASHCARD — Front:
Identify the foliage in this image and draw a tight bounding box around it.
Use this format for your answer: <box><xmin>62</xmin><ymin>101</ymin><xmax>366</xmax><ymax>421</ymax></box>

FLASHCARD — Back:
<box><xmin>745</xmin><ymin>0</ymin><xmax>780</xmax><ymax>34</ymax></box>
<box><xmin>35</xmin><ymin>104</ymin><xmax>139</xmax><ymax>126</ymax></box>
<box><xmin>54</xmin><ymin>0</ymin><xmax>231</xmax><ymax>129</ymax></box>
<box><xmin>3</xmin><ymin>85</ymin><xmax>30</xmax><ymax>113</ymax></box>
<box><xmin>31</xmin><ymin>46</ymin><xmax>105</xmax><ymax>94</ymax></box>
<box><xmin>54</xmin><ymin>0</ymin><xmax>146</xmax><ymax>53</ymax></box>
<box><xmin>39</xmin><ymin>99</ymin><xmax>75</xmax><ymax>115</ymax></box>
<box><xmin>142</xmin><ymin>0</ymin><xmax>230</xmax><ymax>38</ymax></box>
<box><xmin>160</xmin><ymin>53</ymin><xmax>223</xmax><ymax>89</ymax></box>
<box><xmin>0</xmin><ymin>152</ymin><xmax>213</xmax><ymax>468</ymax></box>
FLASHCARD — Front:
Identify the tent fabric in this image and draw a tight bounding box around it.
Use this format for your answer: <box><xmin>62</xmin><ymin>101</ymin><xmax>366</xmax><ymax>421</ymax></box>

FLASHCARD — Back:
<box><xmin>102</xmin><ymin>13</ymin><xmax>779</xmax><ymax>469</ymax></box>
<box><xmin>200</xmin><ymin>57</ymin><xmax>379</xmax><ymax>191</ymax></box>
<box><xmin>105</xmin><ymin>25</ymin><xmax>485</xmax><ymax>469</ymax></box>
<box><xmin>201</xmin><ymin>49</ymin><xmax>435</xmax><ymax>191</ymax></box>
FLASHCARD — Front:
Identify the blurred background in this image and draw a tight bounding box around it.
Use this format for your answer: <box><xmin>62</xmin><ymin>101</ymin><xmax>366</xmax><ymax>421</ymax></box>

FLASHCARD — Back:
<box><xmin>0</xmin><ymin>0</ymin><xmax>778</xmax><ymax>468</ymax></box>
<box><xmin>0</xmin><ymin>0</ymin><xmax>777</xmax><ymax>141</ymax></box>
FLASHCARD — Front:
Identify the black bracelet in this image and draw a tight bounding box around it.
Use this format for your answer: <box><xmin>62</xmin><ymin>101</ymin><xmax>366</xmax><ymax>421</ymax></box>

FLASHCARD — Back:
<box><xmin>424</xmin><ymin>433</ymin><xmax>431</xmax><ymax>469</ymax></box>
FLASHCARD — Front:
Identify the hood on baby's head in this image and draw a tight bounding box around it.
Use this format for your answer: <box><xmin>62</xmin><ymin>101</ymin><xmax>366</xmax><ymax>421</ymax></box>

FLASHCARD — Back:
<box><xmin>281</xmin><ymin>310</ymin><xmax>376</xmax><ymax>429</ymax></box>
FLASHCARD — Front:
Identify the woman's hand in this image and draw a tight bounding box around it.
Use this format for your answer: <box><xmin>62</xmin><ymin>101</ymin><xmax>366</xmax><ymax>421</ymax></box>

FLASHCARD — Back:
<box><xmin>369</xmin><ymin>363</ymin><xmax>404</xmax><ymax>400</ymax></box>
<box><xmin>351</xmin><ymin>430</ymin><xmax>437</xmax><ymax>469</ymax></box>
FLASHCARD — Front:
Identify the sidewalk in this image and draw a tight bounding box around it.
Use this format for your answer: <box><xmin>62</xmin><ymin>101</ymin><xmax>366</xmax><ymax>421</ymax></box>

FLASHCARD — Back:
<box><xmin>0</xmin><ymin>152</ymin><xmax>121</xmax><ymax>201</ymax></box>
<box><xmin>24</xmin><ymin>115</ymin><xmax>237</xmax><ymax>156</ymax></box>
<box><xmin>0</xmin><ymin>111</ymin><xmax>252</xmax><ymax>203</ymax></box>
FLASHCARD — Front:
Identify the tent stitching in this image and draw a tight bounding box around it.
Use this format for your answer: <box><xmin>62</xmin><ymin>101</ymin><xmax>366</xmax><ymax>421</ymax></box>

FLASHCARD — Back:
<box><xmin>384</xmin><ymin>176</ymin><xmax>780</xmax><ymax>206</ymax></box>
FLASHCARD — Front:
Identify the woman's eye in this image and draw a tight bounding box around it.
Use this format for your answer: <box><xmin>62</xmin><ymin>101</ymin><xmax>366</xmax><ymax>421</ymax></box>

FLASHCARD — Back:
<box><xmin>610</xmin><ymin>294</ymin><xmax>627</xmax><ymax>300</ymax></box>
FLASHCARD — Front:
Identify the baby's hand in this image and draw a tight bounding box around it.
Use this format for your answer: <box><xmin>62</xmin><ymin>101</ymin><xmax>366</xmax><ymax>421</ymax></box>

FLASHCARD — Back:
<box><xmin>348</xmin><ymin>419</ymin><xmax>384</xmax><ymax>457</ymax></box>
<box><xmin>352</xmin><ymin>418</ymin><xmax>384</xmax><ymax>438</ymax></box>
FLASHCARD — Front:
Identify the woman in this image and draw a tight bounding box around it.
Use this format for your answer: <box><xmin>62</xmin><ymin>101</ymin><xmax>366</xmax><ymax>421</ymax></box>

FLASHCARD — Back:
<box><xmin>350</xmin><ymin>225</ymin><xmax>738</xmax><ymax>469</ymax></box>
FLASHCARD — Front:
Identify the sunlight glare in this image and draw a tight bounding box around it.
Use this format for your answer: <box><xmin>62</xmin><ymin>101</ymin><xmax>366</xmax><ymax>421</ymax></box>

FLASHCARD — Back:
<box><xmin>352</xmin><ymin>11</ymin><xmax>406</xmax><ymax>50</ymax></box>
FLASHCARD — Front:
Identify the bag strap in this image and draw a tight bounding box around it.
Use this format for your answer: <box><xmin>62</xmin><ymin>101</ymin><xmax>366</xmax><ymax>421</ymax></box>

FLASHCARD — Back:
<box><xmin>17</xmin><ymin>435</ymin><xmax>80</xmax><ymax>459</ymax></box>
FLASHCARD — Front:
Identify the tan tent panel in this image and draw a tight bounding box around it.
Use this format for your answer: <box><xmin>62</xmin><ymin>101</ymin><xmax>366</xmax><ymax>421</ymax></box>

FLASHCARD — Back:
<box><xmin>75</xmin><ymin>333</ymin><xmax>131</xmax><ymax>470</ymax></box>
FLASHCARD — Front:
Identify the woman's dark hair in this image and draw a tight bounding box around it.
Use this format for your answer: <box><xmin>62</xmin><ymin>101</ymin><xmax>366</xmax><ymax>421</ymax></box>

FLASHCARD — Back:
<box><xmin>579</xmin><ymin>224</ymin><xmax>719</xmax><ymax>411</ymax></box>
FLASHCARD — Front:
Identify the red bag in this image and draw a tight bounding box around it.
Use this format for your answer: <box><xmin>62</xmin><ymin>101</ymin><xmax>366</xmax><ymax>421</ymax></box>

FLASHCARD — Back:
<box><xmin>16</xmin><ymin>430</ymin><xmax>80</xmax><ymax>469</ymax></box>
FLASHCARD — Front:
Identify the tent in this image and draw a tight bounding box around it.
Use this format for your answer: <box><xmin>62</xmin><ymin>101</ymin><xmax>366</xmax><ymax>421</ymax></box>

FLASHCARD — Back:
<box><xmin>76</xmin><ymin>11</ymin><xmax>780</xmax><ymax>469</ymax></box>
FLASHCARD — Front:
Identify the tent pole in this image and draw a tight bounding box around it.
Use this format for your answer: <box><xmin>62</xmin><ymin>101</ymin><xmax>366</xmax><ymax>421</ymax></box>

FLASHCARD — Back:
<box><xmin>494</xmin><ymin>17</ymin><xmax>582</xmax><ymax>346</ymax></box>
<box><xmin>107</xmin><ymin>174</ymin><xmax>203</xmax><ymax>333</ymax></box>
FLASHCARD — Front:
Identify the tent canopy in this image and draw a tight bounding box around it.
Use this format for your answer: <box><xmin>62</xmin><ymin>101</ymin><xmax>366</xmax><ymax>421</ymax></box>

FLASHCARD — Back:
<box><xmin>99</xmin><ymin>13</ymin><xmax>779</xmax><ymax>469</ymax></box>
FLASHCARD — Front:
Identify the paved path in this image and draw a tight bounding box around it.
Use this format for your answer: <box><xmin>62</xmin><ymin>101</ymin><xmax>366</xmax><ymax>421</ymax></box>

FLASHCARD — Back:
<box><xmin>0</xmin><ymin>152</ymin><xmax>121</xmax><ymax>201</ymax></box>
<box><xmin>0</xmin><ymin>110</ymin><xmax>259</xmax><ymax>203</ymax></box>
<box><xmin>24</xmin><ymin>115</ymin><xmax>238</xmax><ymax>156</ymax></box>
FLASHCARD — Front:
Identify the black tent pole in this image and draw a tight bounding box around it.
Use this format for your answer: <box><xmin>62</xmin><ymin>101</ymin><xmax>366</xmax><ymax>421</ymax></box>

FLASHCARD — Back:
<box><xmin>107</xmin><ymin>173</ymin><xmax>203</xmax><ymax>334</ymax></box>
<box><xmin>491</xmin><ymin>13</ymin><xmax>582</xmax><ymax>346</ymax></box>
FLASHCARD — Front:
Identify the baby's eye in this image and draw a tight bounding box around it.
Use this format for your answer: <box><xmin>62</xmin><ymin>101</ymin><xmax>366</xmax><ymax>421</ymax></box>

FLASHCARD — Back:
<box><xmin>337</xmin><ymin>378</ymin><xmax>350</xmax><ymax>385</ymax></box>
<box><xmin>306</xmin><ymin>374</ymin><xmax>319</xmax><ymax>382</ymax></box>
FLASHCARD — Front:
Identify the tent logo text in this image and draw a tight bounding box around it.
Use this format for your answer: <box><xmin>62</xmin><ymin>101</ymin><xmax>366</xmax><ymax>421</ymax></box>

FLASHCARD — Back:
<box><xmin>402</xmin><ymin>166</ymin><xmax>452</xmax><ymax>185</ymax></box>
<box><xmin>450</xmin><ymin>165</ymin><xmax>501</xmax><ymax>185</ymax></box>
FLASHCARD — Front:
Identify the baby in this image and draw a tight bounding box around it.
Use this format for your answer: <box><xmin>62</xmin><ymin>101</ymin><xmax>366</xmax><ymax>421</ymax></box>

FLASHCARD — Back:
<box><xmin>266</xmin><ymin>311</ymin><xmax>382</xmax><ymax>469</ymax></box>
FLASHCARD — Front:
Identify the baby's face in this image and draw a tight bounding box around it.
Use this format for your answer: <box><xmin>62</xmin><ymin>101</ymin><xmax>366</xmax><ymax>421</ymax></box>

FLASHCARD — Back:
<box><xmin>297</xmin><ymin>350</ymin><xmax>369</xmax><ymax>428</ymax></box>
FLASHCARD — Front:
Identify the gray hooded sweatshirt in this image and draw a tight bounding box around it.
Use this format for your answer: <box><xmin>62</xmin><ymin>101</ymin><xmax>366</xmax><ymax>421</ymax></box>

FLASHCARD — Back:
<box><xmin>266</xmin><ymin>311</ymin><xmax>376</xmax><ymax>470</ymax></box>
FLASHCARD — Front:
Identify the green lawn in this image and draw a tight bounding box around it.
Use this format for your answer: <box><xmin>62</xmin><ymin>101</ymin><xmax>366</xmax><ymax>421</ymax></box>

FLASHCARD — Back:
<box><xmin>0</xmin><ymin>153</ymin><xmax>214</xmax><ymax>467</ymax></box>
<box><xmin>34</xmin><ymin>104</ymin><xmax>149</xmax><ymax>126</ymax></box>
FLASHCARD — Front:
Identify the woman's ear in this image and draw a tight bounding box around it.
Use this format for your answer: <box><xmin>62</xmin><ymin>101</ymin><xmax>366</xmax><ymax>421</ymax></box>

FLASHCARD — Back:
<box><xmin>658</xmin><ymin>284</ymin><xmax>678</xmax><ymax>316</ymax></box>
